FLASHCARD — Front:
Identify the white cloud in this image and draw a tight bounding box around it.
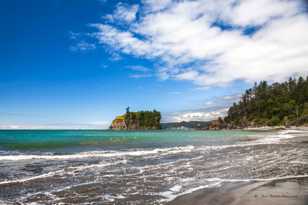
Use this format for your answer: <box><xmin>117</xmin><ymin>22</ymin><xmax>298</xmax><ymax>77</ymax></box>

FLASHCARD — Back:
<box><xmin>163</xmin><ymin>93</ymin><xmax>240</xmax><ymax>122</ymax></box>
<box><xmin>69</xmin><ymin>31</ymin><xmax>96</xmax><ymax>52</ymax></box>
<box><xmin>222</xmin><ymin>94</ymin><xmax>241</xmax><ymax>101</ymax></box>
<box><xmin>127</xmin><ymin>65</ymin><xmax>150</xmax><ymax>72</ymax></box>
<box><xmin>93</xmin><ymin>24</ymin><xmax>153</xmax><ymax>57</ymax></box>
<box><xmin>127</xmin><ymin>65</ymin><xmax>152</xmax><ymax>78</ymax></box>
<box><xmin>92</xmin><ymin>0</ymin><xmax>308</xmax><ymax>86</ymax></box>
<box><xmin>142</xmin><ymin>0</ymin><xmax>173</xmax><ymax>12</ymax></box>
<box><xmin>105</xmin><ymin>3</ymin><xmax>139</xmax><ymax>23</ymax></box>
<box><xmin>175</xmin><ymin>70</ymin><xmax>199</xmax><ymax>81</ymax></box>
<box><xmin>225</xmin><ymin>0</ymin><xmax>300</xmax><ymax>26</ymax></box>
<box><xmin>165</xmin><ymin>108</ymin><xmax>228</xmax><ymax>122</ymax></box>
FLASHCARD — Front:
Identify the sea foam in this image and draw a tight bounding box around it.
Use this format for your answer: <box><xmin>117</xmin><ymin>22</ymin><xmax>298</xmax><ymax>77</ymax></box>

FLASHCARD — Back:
<box><xmin>0</xmin><ymin>145</ymin><xmax>195</xmax><ymax>161</ymax></box>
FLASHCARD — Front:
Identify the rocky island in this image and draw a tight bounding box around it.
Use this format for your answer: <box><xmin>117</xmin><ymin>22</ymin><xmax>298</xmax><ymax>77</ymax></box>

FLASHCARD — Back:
<box><xmin>111</xmin><ymin>107</ymin><xmax>161</xmax><ymax>130</ymax></box>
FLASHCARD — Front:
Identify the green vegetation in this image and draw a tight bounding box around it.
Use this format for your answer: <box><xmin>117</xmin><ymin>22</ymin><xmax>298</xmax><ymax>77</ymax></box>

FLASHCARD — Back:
<box><xmin>224</xmin><ymin>76</ymin><xmax>308</xmax><ymax>128</ymax></box>
<box><xmin>112</xmin><ymin>107</ymin><xmax>161</xmax><ymax>130</ymax></box>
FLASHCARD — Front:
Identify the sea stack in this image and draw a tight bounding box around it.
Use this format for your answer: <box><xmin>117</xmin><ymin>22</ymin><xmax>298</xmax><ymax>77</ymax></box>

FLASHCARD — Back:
<box><xmin>110</xmin><ymin>107</ymin><xmax>161</xmax><ymax>130</ymax></box>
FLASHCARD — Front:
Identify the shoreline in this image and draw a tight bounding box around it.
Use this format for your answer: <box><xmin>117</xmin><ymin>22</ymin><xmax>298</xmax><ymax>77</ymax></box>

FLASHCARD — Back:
<box><xmin>167</xmin><ymin>177</ymin><xmax>308</xmax><ymax>205</ymax></box>
<box><xmin>167</xmin><ymin>129</ymin><xmax>308</xmax><ymax>205</ymax></box>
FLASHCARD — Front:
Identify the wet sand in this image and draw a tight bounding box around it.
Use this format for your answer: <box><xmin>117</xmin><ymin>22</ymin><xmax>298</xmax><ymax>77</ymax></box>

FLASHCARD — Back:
<box><xmin>167</xmin><ymin>178</ymin><xmax>308</xmax><ymax>205</ymax></box>
<box><xmin>168</xmin><ymin>133</ymin><xmax>308</xmax><ymax>205</ymax></box>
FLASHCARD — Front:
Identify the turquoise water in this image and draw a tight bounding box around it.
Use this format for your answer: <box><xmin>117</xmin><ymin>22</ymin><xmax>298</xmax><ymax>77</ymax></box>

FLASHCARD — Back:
<box><xmin>2</xmin><ymin>129</ymin><xmax>306</xmax><ymax>204</ymax></box>
<box><xmin>0</xmin><ymin>129</ymin><xmax>256</xmax><ymax>151</ymax></box>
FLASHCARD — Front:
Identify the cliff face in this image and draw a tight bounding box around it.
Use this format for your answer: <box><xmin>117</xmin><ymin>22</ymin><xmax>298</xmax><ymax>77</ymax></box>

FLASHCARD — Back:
<box><xmin>111</xmin><ymin>110</ymin><xmax>161</xmax><ymax>130</ymax></box>
<box><xmin>208</xmin><ymin>117</ymin><xmax>227</xmax><ymax>130</ymax></box>
<box><xmin>111</xmin><ymin>116</ymin><xmax>127</xmax><ymax>130</ymax></box>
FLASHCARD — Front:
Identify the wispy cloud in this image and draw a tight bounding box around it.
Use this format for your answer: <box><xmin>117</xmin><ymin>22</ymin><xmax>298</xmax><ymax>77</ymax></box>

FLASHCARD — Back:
<box><xmin>127</xmin><ymin>65</ymin><xmax>152</xmax><ymax>78</ymax></box>
<box><xmin>163</xmin><ymin>93</ymin><xmax>241</xmax><ymax>122</ymax></box>
<box><xmin>90</xmin><ymin>0</ymin><xmax>308</xmax><ymax>86</ymax></box>
<box><xmin>104</xmin><ymin>3</ymin><xmax>139</xmax><ymax>23</ymax></box>
<box><xmin>108</xmin><ymin>52</ymin><xmax>122</xmax><ymax>61</ymax></box>
<box><xmin>127</xmin><ymin>65</ymin><xmax>150</xmax><ymax>72</ymax></box>
<box><xmin>69</xmin><ymin>31</ymin><xmax>96</xmax><ymax>52</ymax></box>
<box><xmin>70</xmin><ymin>41</ymin><xmax>96</xmax><ymax>52</ymax></box>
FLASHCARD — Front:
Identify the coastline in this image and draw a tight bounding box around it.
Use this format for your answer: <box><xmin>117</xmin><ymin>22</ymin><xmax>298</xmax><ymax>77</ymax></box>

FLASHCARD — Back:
<box><xmin>167</xmin><ymin>129</ymin><xmax>308</xmax><ymax>205</ymax></box>
<box><xmin>243</xmin><ymin>126</ymin><xmax>308</xmax><ymax>132</ymax></box>
<box><xmin>167</xmin><ymin>177</ymin><xmax>308</xmax><ymax>205</ymax></box>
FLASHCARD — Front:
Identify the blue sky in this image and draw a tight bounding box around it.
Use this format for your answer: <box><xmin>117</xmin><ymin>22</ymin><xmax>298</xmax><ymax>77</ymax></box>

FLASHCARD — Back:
<box><xmin>1</xmin><ymin>0</ymin><xmax>308</xmax><ymax>129</ymax></box>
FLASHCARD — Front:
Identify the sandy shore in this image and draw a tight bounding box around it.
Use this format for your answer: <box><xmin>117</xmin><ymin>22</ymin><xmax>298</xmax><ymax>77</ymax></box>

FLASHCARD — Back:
<box><xmin>167</xmin><ymin>177</ymin><xmax>308</xmax><ymax>205</ymax></box>
<box><xmin>167</xmin><ymin>130</ymin><xmax>308</xmax><ymax>205</ymax></box>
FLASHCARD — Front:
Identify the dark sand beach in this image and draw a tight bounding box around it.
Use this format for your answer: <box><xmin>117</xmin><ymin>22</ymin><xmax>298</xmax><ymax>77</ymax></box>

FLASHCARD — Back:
<box><xmin>167</xmin><ymin>177</ymin><xmax>308</xmax><ymax>205</ymax></box>
<box><xmin>168</xmin><ymin>133</ymin><xmax>308</xmax><ymax>205</ymax></box>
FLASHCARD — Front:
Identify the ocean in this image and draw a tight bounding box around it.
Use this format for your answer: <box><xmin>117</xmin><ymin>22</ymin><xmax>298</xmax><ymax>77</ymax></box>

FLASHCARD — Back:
<box><xmin>0</xmin><ymin>129</ymin><xmax>307</xmax><ymax>204</ymax></box>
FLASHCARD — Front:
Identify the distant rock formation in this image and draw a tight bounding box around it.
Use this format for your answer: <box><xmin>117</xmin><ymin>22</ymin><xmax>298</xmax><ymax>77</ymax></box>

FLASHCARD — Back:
<box><xmin>161</xmin><ymin>121</ymin><xmax>211</xmax><ymax>130</ymax></box>
<box><xmin>208</xmin><ymin>117</ymin><xmax>227</xmax><ymax>130</ymax></box>
<box><xmin>111</xmin><ymin>115</ymin><xmax>127</xmax><ymax>130</ymax></box>
<box><xmin>161</xmin><ymin>118</ymin><xmax>228</xmax><ymax>130</ymax></box>
<box><xmin>110</xmin><ymin>108</ymin><xmax>161</xmax><ymax>130</ymax></box>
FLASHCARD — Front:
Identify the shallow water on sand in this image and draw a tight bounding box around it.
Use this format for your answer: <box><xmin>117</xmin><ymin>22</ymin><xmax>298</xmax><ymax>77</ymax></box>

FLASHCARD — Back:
<box><xmin>0</xmin><ymin>129</ymin><xmax>307</xmax><ymax>204</ymax></box>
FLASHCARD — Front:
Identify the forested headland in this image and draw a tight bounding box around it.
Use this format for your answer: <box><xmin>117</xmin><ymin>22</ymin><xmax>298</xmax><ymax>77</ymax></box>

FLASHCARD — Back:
<box><xmin>224</xmin><ymin>76</ymin><xmax>308</xmax><ymax>128</ymax></box>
